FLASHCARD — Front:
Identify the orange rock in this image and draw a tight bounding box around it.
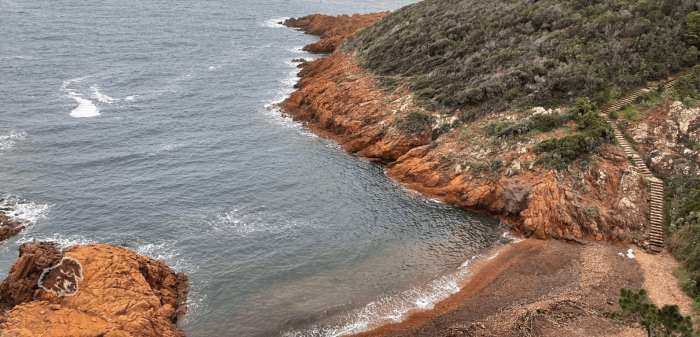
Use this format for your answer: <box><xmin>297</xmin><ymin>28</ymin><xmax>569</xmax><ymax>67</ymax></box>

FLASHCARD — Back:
<box><xmin>0</xmin><ymin>244</ymin><xmax>188</xmax><ymax>337</ymax></box>
<box><xmin>280</xmin><ymin>13</ymin><xmax>650</xmax><ymax>243</ymax></box>
<box><xmin>284</xmin><ymin>13</ymin><xmax>389</xmax><ymax>53</ymax></box>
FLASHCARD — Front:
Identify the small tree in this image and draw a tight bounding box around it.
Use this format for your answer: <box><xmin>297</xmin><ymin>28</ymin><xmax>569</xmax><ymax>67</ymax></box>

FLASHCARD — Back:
<box><xmin>613</xmin><ymin>288</ymin><xmax>694</xmax><ymax>337</ymax></box>
<box><xmin>685</xmin><ymin>12</ymin><xmax>700</xmax><ymax>47</ymax></box>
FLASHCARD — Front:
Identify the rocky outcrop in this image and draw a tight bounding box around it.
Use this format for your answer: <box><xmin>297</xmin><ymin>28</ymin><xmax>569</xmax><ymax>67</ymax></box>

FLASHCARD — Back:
<box><xmin>628</xmin><ymin>100</ymin><xmax>700</xmax><ymax>176</ymax></box>
<box><xmin>280</xmin><ymin>12</ymin><xmax>651</xmax><ymax>243</ymax></box>
<box><xmin>0</xmin><ymin>243</ymin><xmax>188</xmax><ymax>337</ymax></box>
<box><xmin>281</xmin><ymin>54</ymin><xmax>431</xmax><ymax>162</ymax></box>
<box><xmin>0</xmin><ymin>198</ymin><xmax>29</xmax><ymax>243</ymax></box>
<box><xmin>283</xmin><ymin>13</ymin><xmax>389</xmax><ymax>53</ymax></box>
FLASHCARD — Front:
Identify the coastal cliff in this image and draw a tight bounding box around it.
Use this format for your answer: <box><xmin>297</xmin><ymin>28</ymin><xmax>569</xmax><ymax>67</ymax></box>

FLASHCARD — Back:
<box><xmin>0</xmin><ymin>242</ymin><xmax>188</xmax><ymax>337</ymax></box>
<box><xmin>280</xmin><ymin>14</ymin><xmax>650</xmax><ymax>244</ymax></box>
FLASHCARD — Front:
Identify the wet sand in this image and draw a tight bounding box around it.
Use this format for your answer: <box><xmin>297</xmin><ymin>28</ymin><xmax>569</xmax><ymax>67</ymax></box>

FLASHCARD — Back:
<box><xmin>350</xmin><ymin>238</ymin><xmax>670</xmax><ymax>337</ymax></box>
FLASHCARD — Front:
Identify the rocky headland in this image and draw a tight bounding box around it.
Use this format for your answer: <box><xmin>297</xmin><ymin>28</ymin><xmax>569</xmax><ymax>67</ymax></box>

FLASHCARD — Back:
<box><xmin>0</xmin><ymin>242</ymin><xmax>188</xmax><ymax>337</ymax></box>
<box><xmin>280</xmin><ymin>14</ymin><xmax>651</xmax><ymax>245</ymax></box>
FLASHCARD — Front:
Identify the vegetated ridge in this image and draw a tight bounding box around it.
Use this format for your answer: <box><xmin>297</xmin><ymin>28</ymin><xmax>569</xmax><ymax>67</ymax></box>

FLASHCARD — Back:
<box><xmin>343</xmin><ymin>0</ymin><xmax>700</xmax><ymax>114</ymax></box>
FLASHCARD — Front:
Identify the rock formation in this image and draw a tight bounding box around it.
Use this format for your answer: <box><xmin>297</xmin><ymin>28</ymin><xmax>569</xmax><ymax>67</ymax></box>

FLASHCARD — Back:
<box><xmin>0</xmin><ymin>198</ymin><xmax>29</xmax><ymax>243</ymax></box>
<box><xmin>284</xmin><ymin>13</ymin><xmax>389</xmax><ymax>53</ymax></box>
<box><xmin>280</xmin><ymin>13</ymin><xmax>651</xmax><ymax>243</ymax></box>
<box><xmin>0</xmin><ymin>242</ymin><xmax>189</xmax><ymax>337</ymax></box>
<box><xmin>628</xmin><ymin>100</ymin><xmax>700</xmax><ymax>176</ymax></box>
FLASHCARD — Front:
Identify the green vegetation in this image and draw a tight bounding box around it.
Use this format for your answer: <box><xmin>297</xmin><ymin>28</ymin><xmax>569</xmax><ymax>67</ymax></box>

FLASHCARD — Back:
<box><xmin>685</xmin><ymin>11</ymin><xmax>700</xmax><ymax>47</ymax></box>
<box><xmin>344</xmin><ymin>0</ymin><xmax>700</xmax><ymax>113</ymax></box>
<box><xmin>635</xmin><ymin>83</ymin><xmax>668</xmax><ymax>106</ymax></box>
<box><xmin>665</xmin><ymin>175</ymin><xmax>700</xmax><ymax>321</ymax></box>
<box><xmin>611</xmin><ymin>288</ymin><xmax>694</xmax><ymax>337</ymax></box>
<box><xmin>671</xmin><ymin>65</ymin><xmax>700</xmax><ymax>101</ymax></box>
<box><xmin>534</xmin><ymin>99</ymin><xmax>614</xmax><ymax>170</ymax></box>
<box><xmin>396</xmin><ymin>110</ymin><xmax>435</xmax><ymax>133</ymax></box>
<box><xmin>617</xmin><ymin>104</ymin><xmax>643</xmax><ymax>120</ymax></box>
<box><xmin>485</xmin><ymin>111</ymin><xmax>574</xmax><ymax>139</ymax></box>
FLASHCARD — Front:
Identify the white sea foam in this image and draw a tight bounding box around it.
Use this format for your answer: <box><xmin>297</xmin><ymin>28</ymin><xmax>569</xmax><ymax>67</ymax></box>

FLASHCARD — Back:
<box><xmin>283</xmin><ymin>270</ymin><xmax>467</xmax><ymax>337</ymax></box>
<box><xmin>0</xmin><ymin>130</ymin><xmax>27</xmax><ymax>154</ymax></box>
<box><xmin>16</xmin><ymin>233</ymin><xmax>93</xmax><ymax>248</ymax></box>
<box><xmin>125</xmin><ymin>95</ymin><xmax>138</xmax><ymax>101</ymax></box>
<box><xmin>62</xmin><ymin>77</ymin><xmax>100</xmax><ymax>118</ymax></box>
<box><xmin>90</xmin><ymin>85</ymin><xmax>118</xmax><ymax>104</ymax></box>
<box><xmin>148</xmin><ymin>143</ymin><xmax>184</xmax><ymax>156</ymax></box>
<box><xmin>68</xmin><ymin>93</ymin><xmax>100</xmax><ymax>118</ymax></box>
<box><xmin>262</xmin><ymin>17</ymin><xmax>289</xmax><ymax>28</ymax></box>
<box><xmin>285</xmin><ymin>238</ymin><xmax>522</xmax><ymax>337</ymax></box>
<box><xmin>287</xmin><ymin>46</ymin><xmax>305</xmax><ymax>53</ymax></box>
<box><xmin>205</xmin><ymin>209</ymin><xmax>324</xmax><ymax>235</ymax></box>
<box><xmin>0</xmin><ymin>195</ymin><xmax>51</xmax><ymax>225</ymax></box>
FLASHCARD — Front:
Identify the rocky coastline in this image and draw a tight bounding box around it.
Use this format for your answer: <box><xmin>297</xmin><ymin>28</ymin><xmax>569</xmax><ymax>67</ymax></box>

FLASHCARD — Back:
<box><xmin>0</xmin><ymin>198</ymin><xmax>30</xmax><ymax>243</ymax></box>
<box><xmin>280</xmin><ymin>13</ymin><xmax>652</xmax><ymax>245</ymax></box>
<box><xmin>0</xmin><ymin>242</ymin><xmax>188</xmax><ymax>337</ymax></box>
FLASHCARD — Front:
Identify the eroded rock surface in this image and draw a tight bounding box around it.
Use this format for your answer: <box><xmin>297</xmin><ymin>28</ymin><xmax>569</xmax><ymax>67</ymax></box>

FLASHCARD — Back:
<box><xmin>628</xmin><ymin>100</ymin><xmax>700</xmax><ymax>176</ymax></box>
<box><xmin>0</xmin><ymin>243</ymin><xmax>189</xmax><ymax>337</ymax></box>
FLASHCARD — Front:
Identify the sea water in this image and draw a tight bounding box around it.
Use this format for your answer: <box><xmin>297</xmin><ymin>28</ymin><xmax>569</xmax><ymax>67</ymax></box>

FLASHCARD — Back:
<box><xmin>0</xmin><ymin>0</ymin><xmax>506</xmax><ymax>335</ymax></box>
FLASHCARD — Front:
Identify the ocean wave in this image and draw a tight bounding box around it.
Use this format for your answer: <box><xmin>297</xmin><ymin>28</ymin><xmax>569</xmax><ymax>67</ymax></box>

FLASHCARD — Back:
<box><xmin>262</xmin><ymin>17</ymin><xmax>289</xmax><ymax>28</ymax></box>
<box><xmin>202</xmin><ymin>209</ymin><xmax>325</xmax><ymax>236</ymax></box>
<box><xmin>90</xmin><ymin>85</ymin><xmax>118</xmax><ymax>104</ymax></box>
<box><xmin>0</xmin><ymin>195</ymin><xmax>51</xmax><ymax>225</ymax></box>
<box><xmin>284</xmin><ymin>239</ymin><xmax>519</xmax><ymax>337</ymax></box>
<box><xmin>0</xmin><ymin>130</ymin><xmax>27</xmax><ymax>154</ymax></box>
<box><xmin>62</xmin><ymin>77</ymin><xmax>100</xmax><ymax>118</ymax></box>
<box><xmin>15</xmin><ymin>233</ymin><xmax>91</xmax><ymax>249</ymax></box>
<box><xmin>68</xmin><ymin>92</ymin><xmax>100</xmax><ymax>118</ymax></box>
<box><xmin>148</xmin><ymin>143</ymin><xmax>184</xmax><ymax>156</ymax></box>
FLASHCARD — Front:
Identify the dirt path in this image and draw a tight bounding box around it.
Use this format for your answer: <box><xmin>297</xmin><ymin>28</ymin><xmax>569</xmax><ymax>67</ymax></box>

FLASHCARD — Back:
<box><xmin>636</xmin><ymin>250</ymin><xmax>695</xmax><ymax>318</ymax></box>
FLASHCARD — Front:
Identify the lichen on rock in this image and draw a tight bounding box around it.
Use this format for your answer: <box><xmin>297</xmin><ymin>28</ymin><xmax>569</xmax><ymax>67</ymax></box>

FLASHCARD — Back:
<box><xmin>0</xmin><ymin>243</ymin><xmax>189</xmax><ymax>337</ymax></box>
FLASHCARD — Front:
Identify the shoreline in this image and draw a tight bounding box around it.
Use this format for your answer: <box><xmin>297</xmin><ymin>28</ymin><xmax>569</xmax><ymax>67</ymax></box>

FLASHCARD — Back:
<box><xmin>280</xmin><ymin>13</ymin><xmax>652</xmax><ymax>245</ymax></box>
<box><xmin>276</xmin><ymin>12</ymin><xmax>694</xmax><ymax>337</ymax></box>
<box><xmin>349</xmin><ymin>238</ymin><xmax>540</xmax><ymax>337</ymax></box>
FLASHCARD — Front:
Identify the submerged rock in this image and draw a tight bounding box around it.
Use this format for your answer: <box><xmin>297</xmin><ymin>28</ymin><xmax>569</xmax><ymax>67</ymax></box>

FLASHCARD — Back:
<box><xmin>0</xmin><ymin>243</ymin><xmax>189</xmax><ymax>337</ymax></box>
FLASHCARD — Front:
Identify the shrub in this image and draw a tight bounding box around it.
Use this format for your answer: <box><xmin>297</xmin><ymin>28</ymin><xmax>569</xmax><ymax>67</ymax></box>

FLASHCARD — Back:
<box><xmin>686</xmin><ymin>11</ymin><xmax>700</xmax><ymax>47</ymax></box>
<box><xmin>534</xmin><ymin>103</ymin><xmax>614</xmax><ymax>169</ymax></box>
<box><xmin>613</xmin><ymin>288</ymin><xmax>694</xmax><ymax>337</ymax></box>
<box><xmin>397</xmin><ymin>111</ymin><xmax>435</xmax><ymax>134</ymax></box>
<box><xmin>343</xmin><ymin>0</ymin><xmax>700</xmax><ymax>112</ymax></box>
<box><xmin>672</xmin><ymin>65</ymin><xmax>700</xmax><ymax>101</ymax></box>
<box><xmin>486</xmin><ymin>111</ymin><xmax>574</xmax><ymax>139</ymax></box>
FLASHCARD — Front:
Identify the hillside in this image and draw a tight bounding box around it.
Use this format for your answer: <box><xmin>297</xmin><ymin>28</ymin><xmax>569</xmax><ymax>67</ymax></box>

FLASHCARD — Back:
<box><xmin>343</xmin><ymin>0</ymin><xmax>700</xmax><ymax>114</ymax></box>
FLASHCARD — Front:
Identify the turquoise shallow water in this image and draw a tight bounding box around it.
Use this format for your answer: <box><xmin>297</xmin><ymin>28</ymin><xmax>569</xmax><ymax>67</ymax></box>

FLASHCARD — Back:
<box><xmin>0</xmin><ymin>0</ymin><xmax>505</xmax><ymax>335</ymax></box>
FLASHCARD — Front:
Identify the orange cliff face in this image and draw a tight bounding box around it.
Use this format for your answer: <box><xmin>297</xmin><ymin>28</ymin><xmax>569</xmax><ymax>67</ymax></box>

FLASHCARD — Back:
<box><xmin>279</xmin><ymin>14</ymin><xmax>651</xmax><ymax>243</ymax></box>
<box><xmin>283</xmin><ymin>13</ymin><xmax>389</xmax><ymax>53</ymax></box>
<box><xmin>0</xmin><ymin>242</ymin><xmax>188</xmax><ymax>337</ymax></box>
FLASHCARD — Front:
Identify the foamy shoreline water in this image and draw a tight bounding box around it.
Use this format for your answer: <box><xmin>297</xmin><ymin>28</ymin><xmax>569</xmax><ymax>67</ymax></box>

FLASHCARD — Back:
<box><xmin>284</xmin><ymin>233</ymin><xmax>520</xmax><ymax>337</ymax></box>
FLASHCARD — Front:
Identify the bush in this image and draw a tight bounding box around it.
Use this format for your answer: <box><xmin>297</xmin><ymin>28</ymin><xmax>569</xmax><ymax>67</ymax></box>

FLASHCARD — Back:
<box><xmin>686</xmin><ymin>11</ymin><xmax>700</xmax><ymax>47</ymax></box>
<box><xmin>534</xmin><ymin>103</ymin><xmax>614</xmax><ymax>169</ymax></box>
<box><xmin>397</xmin><ymin>110</ymin><xmax>435</xmax><ymax>134</ymax></box>
<box><xmin>486</xmin><ymin>111</ymin><xmax>574</xmax><ymax>139</ymax></box>
<box><xmin>672</xmin><ymin>65</ymin><xmax>700</xmax><ymax>101</ymax></box>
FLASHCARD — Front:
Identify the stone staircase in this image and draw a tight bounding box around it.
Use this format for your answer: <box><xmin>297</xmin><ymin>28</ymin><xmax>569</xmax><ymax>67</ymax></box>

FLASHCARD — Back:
<box><xmin>600</xmin><ymin>79</ymin><xmax>676</xmax><ymax>253</ymax></box>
